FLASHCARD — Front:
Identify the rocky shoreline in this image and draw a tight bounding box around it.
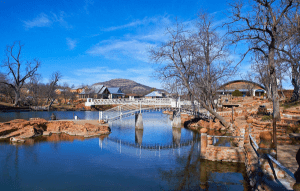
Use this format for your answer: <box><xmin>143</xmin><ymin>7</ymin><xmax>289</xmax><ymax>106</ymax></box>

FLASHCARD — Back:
<box><xmin>0</xmin><ymin>118</ymin><xmax>111</xmax><ymax>143</ymax></box>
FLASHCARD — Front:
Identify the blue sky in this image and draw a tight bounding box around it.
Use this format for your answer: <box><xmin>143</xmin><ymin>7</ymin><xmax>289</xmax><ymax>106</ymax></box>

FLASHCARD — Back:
<box><xmin>0</xmin><ymin>0</ymin><xmax>293</xmax><ymax>89</ymax></box>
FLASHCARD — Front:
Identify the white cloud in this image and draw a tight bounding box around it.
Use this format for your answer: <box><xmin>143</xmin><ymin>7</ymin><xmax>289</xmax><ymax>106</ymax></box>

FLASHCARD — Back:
<box><xmin>66</xmin><ymin>38</ymin><xmax>77</xmax><ymax>50</ymax></box>
<box><xmin>87</xmin><ymin>39</ymin><xmax>154</xmax><ymax>63</ymax></box>
<box><xmin>86</xmin><ymin>16</ymin><xmax>175</xmax><ymax>63</ymax></box>
<box><xmin>23</xmin><ymin>13</ymin><xmax>52</xmax><ymax>29</ymax></box>
<box><xmin>72</xmin><ymin>66</ymin><xmax>161</xmax><ymax>88</ymax></box>
<box><xmin>23</xmin><ymin>11</ymin><xmax>71</xmax><ymax>29</ymax></box>
<box><xmin>102</xmin><ymin>17</ymin><xmax>161</xmax><ymax>32</ymax></box>
<box><xmin>84</xmin><ymin>0</ymin><xmax>94</xmax><ymax>14</ymax></box>
<box><xmin>103</xmin><ymin>20</ymin><xmax>143</xmax><ymax>32</ymax></box>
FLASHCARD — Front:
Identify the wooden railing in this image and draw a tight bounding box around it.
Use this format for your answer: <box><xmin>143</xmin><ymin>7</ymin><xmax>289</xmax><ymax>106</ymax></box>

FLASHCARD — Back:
<box><xmin>249</xmin><ymin>134</ymin><xmax>295</xmax><ymax>180</ymax></box>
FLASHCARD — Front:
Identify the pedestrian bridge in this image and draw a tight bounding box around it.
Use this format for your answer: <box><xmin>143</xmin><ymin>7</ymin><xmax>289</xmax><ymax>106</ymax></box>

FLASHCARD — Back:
<box><xmin>99</xmin><ymin>104</ymin><xmax>170</xmax><ymax>122</ymax></box>
<box><xmin>98</xmin><ymin>103</ymin><xmax>208</xmax><ymax>123</ymax></box>
<box><xmin>85</xmin><ymin>98</ymin><xmax>193</xmax><ymax>107</ymax></box>
<box><xmin>86</xmin><ymin>98</ymin><xmax>210</xmax><ymax>124</ymax></box>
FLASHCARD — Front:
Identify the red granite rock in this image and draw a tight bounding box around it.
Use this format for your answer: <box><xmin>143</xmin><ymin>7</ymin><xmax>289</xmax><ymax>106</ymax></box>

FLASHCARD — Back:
<box><xmin>0</xmin><ymin>118</ymin><xmax>111</xmax><ymax>143</ymax></box>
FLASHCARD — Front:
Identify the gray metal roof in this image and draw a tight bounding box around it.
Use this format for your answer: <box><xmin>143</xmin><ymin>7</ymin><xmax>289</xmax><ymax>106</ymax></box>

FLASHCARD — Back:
<box><xmin>79</xmin><ymin>85</ymin><xmax>107</xmax><ymax>95</ymax></box>
<box><xmin>107</xmin><ymin>87</ymin><xmax>123</xmax><ymax>94</ymax></box>
<box><xmin>145</xmin><ymin>91</ymin><xmax>163</xmax><ymax>97</ymax></box>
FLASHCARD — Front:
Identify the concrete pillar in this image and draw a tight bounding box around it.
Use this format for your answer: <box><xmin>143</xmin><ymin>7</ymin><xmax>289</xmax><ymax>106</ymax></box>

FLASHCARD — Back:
<box><xmin>135</xmin><ymin>129</ymin><xmax>143</xmax><ymax>145</ymax></box>
<box><xmin>99</xmin><ymin>111</ymin><xmax>102</xmax><ymax>122</ymax></box>
<box><xmin>201</xmin><ymin>133</ymin><xmax>207</xmax><ymax>156</ymax></box>
<box><xmin>135</xmin><ymin>113</ymin><xmax>143</xmax><ymax>129</ymax></box>
<box><xmin>172</xmin><ymin>110</ymin><xmax>181</xmax><ymax>128</ymax></box>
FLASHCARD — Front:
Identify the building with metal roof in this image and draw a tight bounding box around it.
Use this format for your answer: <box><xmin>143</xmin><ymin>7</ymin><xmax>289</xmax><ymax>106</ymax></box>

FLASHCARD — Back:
<box><xmin>107</xmin><ymin>87</ymin><xmax>124</xmax><ymax>99</ymax></box>
<box><xmin>144</xmin><ymin>91</ymin><xmax>165</xmax><ymax>98</ymax></box>
<box><xmin>217</xmin><ymin>80</ymin><xmax>266</xmax><ymax>96</ymax></box>
<box><xmin>79</xmin><ymin>85</ymin><xmax>109</xmax><ymax>99</ymax></box>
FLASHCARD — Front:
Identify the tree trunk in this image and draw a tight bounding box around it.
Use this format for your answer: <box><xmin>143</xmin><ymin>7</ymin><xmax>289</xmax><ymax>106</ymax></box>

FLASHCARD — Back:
<box><xmin>48</xmin><ymin>99</ymin><xmax>55</xmax><ymax>110</ymax></box>
<box><xmin>291</xmin><ymin>65</ymin><xmax>299</xmax><ymax>102</ymax></box>
<box><xmin>269</xmin><ymin>48</ymin><xmax>281</xmax><ymax>120</ymax></box>
<box><xmin>14</xmin><ymin>87</ymin><xmax>20</xmax><ymax>107</ymax></box>
<box><xmin>180</xmin><ymin>73</ymin><xmax>235</xmax><ymax>133</ymax></box>
<box><xmin>198</xmin><ymin>99</ymin><xmax>235</xmax><ymax>132</ymax></box>
<box><xmin>266</xmin><ymin>85</ymin><xmax>272</xmax><ymax>99</ymax></box>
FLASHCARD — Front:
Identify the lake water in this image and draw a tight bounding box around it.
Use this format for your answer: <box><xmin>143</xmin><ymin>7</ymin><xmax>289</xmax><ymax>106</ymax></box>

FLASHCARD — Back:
<box><xmin>0</xmin><ymin>110</ymin><xmax>100</xmax><ymax>122</ymax></box>
<box><xmin>0</xmin><ymin>111</ymin><xmax>250</xmax><ymax>190</ymax></box>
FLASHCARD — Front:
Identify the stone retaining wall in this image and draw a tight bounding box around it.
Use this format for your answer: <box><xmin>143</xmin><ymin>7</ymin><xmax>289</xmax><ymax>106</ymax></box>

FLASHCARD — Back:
<box><xmin>200</xmin><ymin>128</ymin><xmax>295</xmax><ymax>190</ymax></box>
<box><xmin>200</xmin><ymin>133</ymin><xmax>245</xmax><ymax>163</ymax></box>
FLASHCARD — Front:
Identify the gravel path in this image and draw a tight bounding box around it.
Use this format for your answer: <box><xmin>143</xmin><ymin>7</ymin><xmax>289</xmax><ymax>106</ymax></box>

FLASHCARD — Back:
<box><xmin>277</xmin><ymin>144</ymin><xmax>300</xmax><ymax>173</ymax></box>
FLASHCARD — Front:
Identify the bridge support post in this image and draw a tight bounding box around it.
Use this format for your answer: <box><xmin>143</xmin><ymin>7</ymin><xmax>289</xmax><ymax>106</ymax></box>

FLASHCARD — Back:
<box><xmin>99</xmin><ymin>111</ymin><xmax>102</xmax><ymax>122</ymax></box>
<box><xmin>172</xmin><ymin>110</ymin><xmax>181</xmax><ymax>128</ymax></box>
<box><xmin>135</xmin><ymin>113</ymin><xmax>143</xmax><ymax>129</ymax></box>
<box><xmin>201</xmin><ymin>133</ymin><xmax>207</xmax><ymax>157</ymax></box>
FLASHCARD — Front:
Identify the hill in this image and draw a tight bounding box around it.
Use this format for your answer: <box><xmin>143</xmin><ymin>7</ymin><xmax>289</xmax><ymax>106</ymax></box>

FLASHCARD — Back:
<box><xmin>93</xmin><ymin>78</ymin><xmax>157</xmax><ymax>95</ymax></box>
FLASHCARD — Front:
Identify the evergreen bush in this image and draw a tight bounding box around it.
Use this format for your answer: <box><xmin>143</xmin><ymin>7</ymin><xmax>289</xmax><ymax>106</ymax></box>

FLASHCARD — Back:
<box><xmin>232</xmin><ymin>89</ymin><xmax>243</xmax><ymax>97</ymax></box>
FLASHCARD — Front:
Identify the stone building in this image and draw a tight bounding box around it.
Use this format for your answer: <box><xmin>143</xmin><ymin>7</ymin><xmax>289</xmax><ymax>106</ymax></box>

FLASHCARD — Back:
<box><xmin>217</xmin><ymin>80</ymin><xmax>266</xmax><ymax>96</ymax></box>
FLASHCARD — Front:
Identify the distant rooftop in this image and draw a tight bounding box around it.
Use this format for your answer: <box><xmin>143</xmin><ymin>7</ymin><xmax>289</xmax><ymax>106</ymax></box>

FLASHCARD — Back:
<box><xmin>145</xmin><ymin>91</ymin><xmax>164</xmax><ymax>97</ymax></box>
<box><xmin>107</xmin><ymin>87</ymin><xmax>124</xmax><ymax>94</ymax></box>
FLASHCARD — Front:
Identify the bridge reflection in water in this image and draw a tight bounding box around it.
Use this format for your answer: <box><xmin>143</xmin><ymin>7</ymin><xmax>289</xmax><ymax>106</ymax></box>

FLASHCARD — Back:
<box><xmin>98</xmin><ymin>135</ymin><xmax>201</xmax><ymax>158</ymax></box>
<box><xmin>101</xmin><ymin>110</ymin><xmax>198</xmax><ymax>155</ymax></box>
<box><xmin>97</xmin><ymin>134</ymin><xmax>249</xmax><ymax>190</ymax></box>
<box><xmin>101</xmin><ymin>110</ymin><xmax>249</xmax><ymax>190</ymax></box>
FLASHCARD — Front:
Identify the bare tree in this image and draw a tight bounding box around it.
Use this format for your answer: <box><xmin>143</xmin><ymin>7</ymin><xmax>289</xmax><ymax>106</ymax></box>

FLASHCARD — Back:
<box><xmin>0</xmin><ymin>72</ymin><xmax>15</xmax><ymax>103</ymax></box>
<box><xmin>252</xmin><ymin>56</ymin><xmax>271</xmax><ymax>98</ymax></box>
<box><xmin>277</xmin><ymin>15</ymin><xmax>300</xmax><ymax>101</ymax></box>
<box><xmin>150</xmin><ymin>13</ymin><xmax>235</xmax><ymax>131</ymax></box>
<box><xmin>1</xmin><ymin>41</ymin><xmax>40</xmax><ymax>106</ymax></box>
<box><xmin>241</xmin><ymin>71</ymin><xmax>257</xmax><ymax>96</ymax></box>
<box><xmin>45</xmin><ymin>71</ymin><xmax>62</xmax><ymax>109</ymax></box>
<box><xmin>26</xmin><ymin>74</ymin><xmax>42</xmax><ymax>106</ymax></box>
<box><xmin>161</xmin><ymin>78</ymin><xmax>187</xmax><ymax>99</ymax></box>
<box><xmin>61</xmin><ymin>82</ymin><xmax>70</xmax><ymax>104</ymax></box>
<box><xmin>226</xmin><ymin>0</ymin><xmax>299</xmax><ymax>120</ymax></box>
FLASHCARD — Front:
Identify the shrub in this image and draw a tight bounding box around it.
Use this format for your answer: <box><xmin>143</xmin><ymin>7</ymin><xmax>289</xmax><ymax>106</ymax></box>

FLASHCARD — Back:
<box><xmin>232</xmin><ymin>89</ymin><xmax>243</xmax><ymax>97</ymax></box>
<box><xmin>261</xmin><ymin>115</ymin><xmax>272</xmax><ymax>121</ymax></box>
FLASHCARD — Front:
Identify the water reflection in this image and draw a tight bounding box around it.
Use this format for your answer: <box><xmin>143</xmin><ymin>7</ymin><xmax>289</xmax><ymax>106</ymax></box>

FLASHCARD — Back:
<box><xmin>158</xmin><ymin>140</ymin><xmax>249</xmax><ymax>190</ymax></box>
<box><xmin>135</xmin><ymin>129</ymin><xmax>143</xmax><ymax>145</ymax></box>
<box><xmin>172</xmin><ymin>127</ymin><xmax>181</xmax><ymax>146</ymax></box>
<box><xmin>0</xmin><ymin>111</ymin><xmax>101</xmax><ymax>122</ymax></box>
<box><xmin>109</xmin><ymin>111</ymin><xmax>194</xmax><ymax>146</ymax></box>
<box><xmin>0</xmin><ymin>134</ymin><xmax>249</xmax><ymax>190</ymax></box>
<box><xmin>0</xmin><ymin>111</ymin><xmax>249</xmax><ymax>190</ymax></box>
<box><xmin>213</xmin><ymin>137</ymin><xmax>239</xmax><ymax>147</ymax></box>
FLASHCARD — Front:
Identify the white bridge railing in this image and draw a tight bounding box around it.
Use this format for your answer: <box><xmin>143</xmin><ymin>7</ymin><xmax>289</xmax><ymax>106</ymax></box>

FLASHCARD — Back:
<box><xmin>100</xmin><ymin>104</ymin><xmax>172</xmax><ymax>122</ymax></box>
<box><xmin>85</xmin><ymin>98</ymin><xmax>194</xmax><ymax>107</ymax></box>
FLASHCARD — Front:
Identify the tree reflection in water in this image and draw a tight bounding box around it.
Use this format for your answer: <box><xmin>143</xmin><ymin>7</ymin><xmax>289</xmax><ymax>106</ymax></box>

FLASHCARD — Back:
<box><xmin>159</xmin><ymin>134</ymin><xmax>250</xmax><ymax>190</ymax></box>
<box><xmin>1</xmin><ymin>143</ymin><xmax>40</xmax><ymax>190</ymax></box>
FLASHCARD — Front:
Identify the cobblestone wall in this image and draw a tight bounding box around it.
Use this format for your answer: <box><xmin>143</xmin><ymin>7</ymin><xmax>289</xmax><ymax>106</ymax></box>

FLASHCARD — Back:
<box><xmin>200</xmin><ymin>133</ymin><xmax>245</xmax><ymax>163</ymax></box>
<box><xmin>200</xmin><ymin>129</ymin><xmax>295</xmax><ymax>190</ymax></box>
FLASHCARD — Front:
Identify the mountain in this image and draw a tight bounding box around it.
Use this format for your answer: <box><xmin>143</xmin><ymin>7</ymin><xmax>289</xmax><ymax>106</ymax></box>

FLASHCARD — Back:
<box><xmin>93</xmin><ymin>78</ymin><xmax>158</xmax><ymax>95</ymax></box>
